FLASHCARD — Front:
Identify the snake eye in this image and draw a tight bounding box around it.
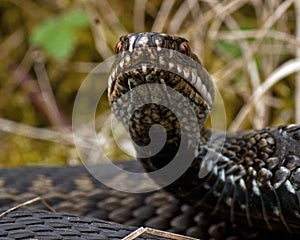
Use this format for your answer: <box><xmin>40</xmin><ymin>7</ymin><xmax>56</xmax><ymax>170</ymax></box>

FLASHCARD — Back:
<box><xmin>115</xmin><ymin>41</ymin><xmax>122</xmax><ymax>54</ymax></box>
<box><xmin>179</xmin><ymin>41</ymin><xmax>191</xmax><ymax>56</ymax></box>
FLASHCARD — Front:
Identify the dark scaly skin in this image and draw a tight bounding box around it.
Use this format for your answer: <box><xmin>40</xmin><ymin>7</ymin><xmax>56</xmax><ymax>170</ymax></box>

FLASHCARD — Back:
<box><xmin>0</xmin><ymin>209</ymin><xmax>170</xmax><ymax>240</ymax></box>
<box><xmin>1</xmin><ymin>162</ymin><xmax>299</xmax><ymax>239</ymax></box>
<box><xmin>0</xmin><ymin>163</ymin><xmax>258</xmax><ymax>239</ymax></box>
<box><xmin>108</xmin><ymin>32</ymin><xmax>300</xmax><ymax>234</ymax></box>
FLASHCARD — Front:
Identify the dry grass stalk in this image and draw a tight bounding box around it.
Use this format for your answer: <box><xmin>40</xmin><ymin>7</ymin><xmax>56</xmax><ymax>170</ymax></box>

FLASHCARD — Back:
<box><xmin>230</xmin><ymin>59</ymin><xmax>300</xmax><ymax>131</ymax></box>
<box><xmin>0</xmin><ymin>196</ymin><xmax>55</xmax><ymax>218</ymax></box>
<box><xmin>122</xmin><ymin>226</ymin><xmax>199</xmax><ymax>240</ymax></box>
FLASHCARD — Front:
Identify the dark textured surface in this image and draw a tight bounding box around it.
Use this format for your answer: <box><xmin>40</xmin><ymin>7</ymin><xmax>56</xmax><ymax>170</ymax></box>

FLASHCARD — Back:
<box><xmin>0</xmin><ymin>209</ymin><xmax>168</xmax><ymax>240</ymax></box>
<box><xmin>0</xmin><ymin>162</ymin><xmax>245</xmax><ymax>239</ymax></box>
<box><xmin>1</xmin><ymin>162</ymin><xmax>299</xmax><ymax>239</ymax></box>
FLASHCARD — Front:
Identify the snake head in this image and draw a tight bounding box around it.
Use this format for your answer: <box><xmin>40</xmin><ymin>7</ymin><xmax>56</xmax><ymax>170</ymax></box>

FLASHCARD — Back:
<box><xmin>108</xmin><ymin>32</ymin><xmax>214</xmax><ymax>147</ymax></box>
<box><xmin>108</xmin><ymin>32</ymin><xmax>214</xmax><ymax>107</ymax></box>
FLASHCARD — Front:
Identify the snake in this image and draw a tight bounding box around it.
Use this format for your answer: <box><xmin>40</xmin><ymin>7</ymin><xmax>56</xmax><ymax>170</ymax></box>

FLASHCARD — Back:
<box><xmin>1</xmin><ymin>32</ymin><xmax>300</xmax><ymax>239</ymax></box>
<box><xmin>108</xmin><ymin>33</ymin><xmax>300</xmax><ymax>235</ymax></box>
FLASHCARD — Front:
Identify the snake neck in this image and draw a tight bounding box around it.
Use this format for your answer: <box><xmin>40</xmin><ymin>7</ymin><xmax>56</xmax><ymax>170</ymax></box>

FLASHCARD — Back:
<box><xmin>127</xmin><ymin>101</ymin><xmax>211</xmax><ymax>170</ymax></box>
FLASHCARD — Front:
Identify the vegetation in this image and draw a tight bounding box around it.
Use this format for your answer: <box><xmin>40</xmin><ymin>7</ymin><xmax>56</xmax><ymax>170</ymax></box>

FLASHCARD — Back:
<box><xmin>0</xmin><ymin>0</ymin><xmax>299</xmax><ymax>167</ymax></box>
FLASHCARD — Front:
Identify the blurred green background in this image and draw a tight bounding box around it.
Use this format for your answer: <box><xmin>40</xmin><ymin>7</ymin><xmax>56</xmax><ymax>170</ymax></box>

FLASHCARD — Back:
<box><xmin>0</xmin><ymin>0</ymin><xmax>298</xmax><ymax>167</ymax></box>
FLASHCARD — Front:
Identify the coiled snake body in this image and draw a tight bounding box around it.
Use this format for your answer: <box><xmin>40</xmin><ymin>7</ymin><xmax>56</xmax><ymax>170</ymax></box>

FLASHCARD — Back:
<box><xmin>108</xmin><ymin>32</ymin><xmax>300</xmax><ymax>235</ymax></box>
<box><xmin>1</xmin><ymin>32</ymin><xmax>300</xmax><ymax>239</ymax></box>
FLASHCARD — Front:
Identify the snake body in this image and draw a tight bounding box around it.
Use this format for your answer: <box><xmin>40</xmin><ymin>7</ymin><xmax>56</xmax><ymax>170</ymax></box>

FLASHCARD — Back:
<box><xmin>0</xmin><ymin>162</ymin><xmax>299</xmax><ymax>239</ymax></box>
<box><xmin>108</xmin><ymin>32</ymin><xmax>300</xmax><ymax>235</ymax></box>
<box><xmin>0</xmin><ymin>209</ymin><xmax>169</xmax><ymax>240</ymax></box>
